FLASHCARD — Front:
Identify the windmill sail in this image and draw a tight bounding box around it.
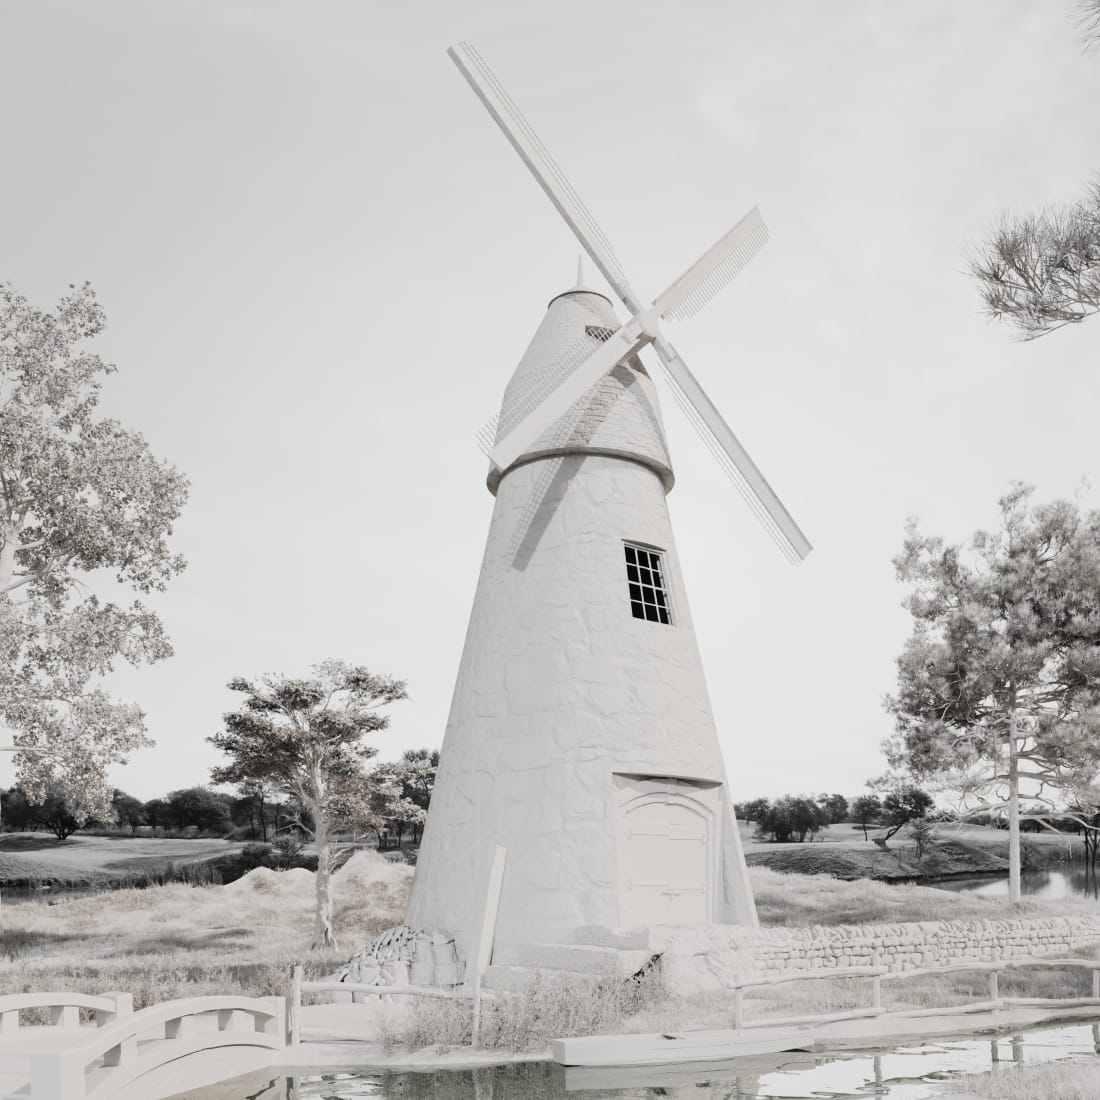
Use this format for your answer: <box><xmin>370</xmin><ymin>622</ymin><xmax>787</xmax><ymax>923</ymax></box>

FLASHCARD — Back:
<box><xmin>451</xmin><ymin>41</ymin><xmax>811</xmax><ymax>565</ymax></box>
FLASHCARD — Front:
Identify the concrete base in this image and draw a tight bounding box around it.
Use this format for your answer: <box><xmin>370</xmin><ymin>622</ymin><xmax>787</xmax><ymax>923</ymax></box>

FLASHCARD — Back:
<box><xmin>492</xmin><ymin>940</ymin><xmax>654</xmax><ymax>973</ymax></box>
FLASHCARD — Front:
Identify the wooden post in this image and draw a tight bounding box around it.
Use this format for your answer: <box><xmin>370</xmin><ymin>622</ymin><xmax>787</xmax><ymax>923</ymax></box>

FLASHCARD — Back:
<box><xmin>988</xmin><ymin>970</ymin><xmax>999</xmax><ymax>1006</ymax></box>
<box><xmin>733</xmin><ymin>985</ymin><xmax>744</xmax><ymax>1032</ymax></box>
<box><xmin>871</xmin><ymin>952</ymin><xmax>881</xmax><ymax>1011</ymax></box>
<box><xmin>469</xmin><ymin>846</ymin><xmax>507</xmax><ymax>1049</ymax></box>
<box><xmin>1093</xmin><ymin>967</ymin><xmax>1099</xmax><ymax>1001</ymax></box>
<box><xmin>288</xmin><ymin>964</ymin><xmax>302</xmax><ymax>1046</ymax></box>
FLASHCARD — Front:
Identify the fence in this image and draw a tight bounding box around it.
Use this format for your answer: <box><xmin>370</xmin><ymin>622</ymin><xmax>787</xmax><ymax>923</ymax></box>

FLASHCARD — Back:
<box><xmin>730</xmin><ymin>953</ymin><xmax>1100</xmax><ymax>1032</ymax></box>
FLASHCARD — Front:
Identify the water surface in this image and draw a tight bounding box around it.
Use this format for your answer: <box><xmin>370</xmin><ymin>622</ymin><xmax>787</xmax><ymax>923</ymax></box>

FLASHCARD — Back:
<box><xmin>188</xmin><ymin>1019</ymin><xmax>1100</xmax><ymax>1099</ymax></box>
<box><xmin>934</xmin><ymin>866</ymin><xmax>1100</xmax><ymax>900</ymax></box>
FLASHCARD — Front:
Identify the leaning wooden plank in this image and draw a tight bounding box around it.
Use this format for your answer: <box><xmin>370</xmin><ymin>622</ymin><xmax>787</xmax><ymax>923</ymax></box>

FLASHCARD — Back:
<box><xmin>301</xmin><ymin>981</ymin><xmax>470</xmax><ymax>1000</ymax></box>
<box><xmin>743</xmin><ymin>1007</ymin><xmax>882</xmax><ymax>1030</ymax></box>
<box><xmin>551</xmin><ymin>1026</ymin><xmax>816</xmax><ymax>1067</ymax></box>
<box><xmin>897</xmin><ymin>1000</ymin><xmax>1002</xmax><ymax>1018</ymax></box>
<box><xmin>735</xmin><ymin>965</ymin><xmax>884</xmax><ymax>989</ymax></box>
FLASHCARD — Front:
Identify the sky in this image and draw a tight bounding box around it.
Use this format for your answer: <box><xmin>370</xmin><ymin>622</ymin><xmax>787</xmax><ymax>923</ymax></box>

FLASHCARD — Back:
<box><xmin>1</xmin><ymin>0</ymin><xmax>1098</xmax><ymax>804</ymax></box>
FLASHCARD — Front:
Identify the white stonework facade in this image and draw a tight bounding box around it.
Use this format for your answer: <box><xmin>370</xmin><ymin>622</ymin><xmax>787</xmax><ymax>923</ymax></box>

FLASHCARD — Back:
<box><xmin>405</xmin><ymin>287</ymin><xmax>757</xmax><ymax>963</ymax></box>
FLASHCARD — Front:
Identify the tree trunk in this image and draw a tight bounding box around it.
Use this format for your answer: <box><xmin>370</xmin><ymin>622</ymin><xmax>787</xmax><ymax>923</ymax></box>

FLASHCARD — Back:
<box><xmin>309</xmin><ymin>783</ymin><xmax>336</xmax><ymax>950</ymax></box>
<box><xmin>1007</xmin><ymin>697</ymin><xmax>1022</xmax><ymax>903</ymax></box>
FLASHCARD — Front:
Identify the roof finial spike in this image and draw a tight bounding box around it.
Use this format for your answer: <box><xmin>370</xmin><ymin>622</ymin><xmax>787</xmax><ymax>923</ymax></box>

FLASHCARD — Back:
<box><xmin>576</xmin><ymin>253</ymin><xmax>585</xmax><ymax>288</ymax></box>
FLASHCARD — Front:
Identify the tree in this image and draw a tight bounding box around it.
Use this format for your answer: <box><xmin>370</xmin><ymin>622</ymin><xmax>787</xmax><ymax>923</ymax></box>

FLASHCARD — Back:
<box><xmin>370</xmin><ymin>748</ymin><xmax>439</xmax><ymax>844</ymax></box>
<box><xmin>970</xmin><ymin>9</ymin><xmax>1100</xmax><ymax>339</ymax></box>
<box><xmin>851</xmin><ymin>793</ymin><xmax>883</xmax><ymax>841</ymax></box>
<box><xmin>143</xmin><ymin>797</ymin><xmax>168</xmax><ymax>834</ymax></box>
<box><xmin>970</xmin><ymin>183</ymin><xmax>1100</xmax><ymax>339</ymax></box>
<box><xmin>230</xmin><ymin>780</ymin><xmax>280</xmax><ymax>842</ymax></box>
<box><xmin>734</xmin><ymin>797</ymin><xmax>770</xmax><ymax>824</ymax></box>
<box><xmin>756</xmin><ymin>796</ymin><xmax>828</xmax><ymax>843</ymax></box>
<box><xmin>111</xmin><ymin>789</ymin><xmax>145</xmax><ymax>833</ymax></box>
<box><xmin>885</xmin><ymin>485</ymin><xmax>1100</xmax><ymax>900</ymax></box>
<box><xmin>165</xmin><ymin>787</ymin><xmax>232</xmax><ymax>835</ymax></box>
<box><xmin>209</xmin><ymin>660</ymin><xmax>408</xmax><ymax>948</ymax></box>
<box><xmin>878</xmin><ymin>785</ymin><xmax>934</xmax><ymax>845</ymax></box>
<box><xmin>0</xmin><ymin>786</ymin><xmax>34</xmax><ymax>831</ymax></box>
<box><xmin>817</xmin><ymin>793</ymin><xmax>849</xmax><ymax>824</ymax></box>
<box><xmin>34</xmin><ymin>790</ymin><xmax>81</xmax><ymax>841</ymax></box>
<box><xmin>0</xmin><ymin>283</ymin><xmax>188</xmax><ymax>821</ymax></box>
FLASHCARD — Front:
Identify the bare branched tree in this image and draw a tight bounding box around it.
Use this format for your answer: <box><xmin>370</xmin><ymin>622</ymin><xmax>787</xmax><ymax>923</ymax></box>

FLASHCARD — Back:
<box><xmin>1079</xmin><ymin>0</ymin><xmax>1100</xmax><ymax>47</ymax></box>
<box><xmin>970</xmin><ymin>182</ymin><xmax>1100</xmax><ymax>339</ymax></box>
<box><xmin>970</xmin><ymin>7</ymin><xmax>1100</xmax><ymax>338</ymax></box>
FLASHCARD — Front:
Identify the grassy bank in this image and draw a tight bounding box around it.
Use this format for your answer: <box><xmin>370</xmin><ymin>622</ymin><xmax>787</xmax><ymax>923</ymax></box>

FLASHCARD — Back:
<box><xmin>3</xmin><ymin>858</ymin><xmax>1096</xmax><ymax>1054</ymax></box>
<box><xmin>743</xmin><ymin>821</ymin><xmax>1091</xmax><ymax>882</ymax></box>
<box><xmin>957</xmin><ymin>1058</ymin><xmax>1100</xmax><ymax>1099</ymax></box>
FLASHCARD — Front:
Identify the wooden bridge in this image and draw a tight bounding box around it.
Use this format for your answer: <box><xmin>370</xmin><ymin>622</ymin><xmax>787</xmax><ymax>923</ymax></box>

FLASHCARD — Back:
<box><xmin>0</xmin><ymin>991</ymin><xmax>284</xmax><ymax>1100</ymax></box>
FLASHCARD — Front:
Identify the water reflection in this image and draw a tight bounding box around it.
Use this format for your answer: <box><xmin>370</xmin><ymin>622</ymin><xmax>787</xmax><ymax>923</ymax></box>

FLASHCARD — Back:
<box><xmin>935</xmin><ymin>866</ymin><xmax>1100</xmax><ymax>899</ymax></box>
<box><xmin>193</xmin><ymin>1020</ymin><xmax>1100</xmax><ymax>1100</ymax></box>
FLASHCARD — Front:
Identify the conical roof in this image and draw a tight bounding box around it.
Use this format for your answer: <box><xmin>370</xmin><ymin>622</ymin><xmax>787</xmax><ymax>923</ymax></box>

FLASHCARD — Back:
<box><xmin>487</xmin><ymin>288</ymin><xmax>675</xmax><ymax>494</ymax></box>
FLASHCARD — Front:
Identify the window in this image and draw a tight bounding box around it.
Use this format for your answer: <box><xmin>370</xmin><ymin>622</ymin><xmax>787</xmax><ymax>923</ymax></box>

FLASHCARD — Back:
<box><xmin>624</xmin><ymin>543</ymin><xmax>672</xmax><ymax>624</ymax></box>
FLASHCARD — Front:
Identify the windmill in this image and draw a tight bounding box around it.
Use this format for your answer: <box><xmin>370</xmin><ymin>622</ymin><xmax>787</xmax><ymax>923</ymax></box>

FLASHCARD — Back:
<box><xmin>405</xmin><ymin>44</ymin><xmax>811</xmax><ymax>975</ymax></box>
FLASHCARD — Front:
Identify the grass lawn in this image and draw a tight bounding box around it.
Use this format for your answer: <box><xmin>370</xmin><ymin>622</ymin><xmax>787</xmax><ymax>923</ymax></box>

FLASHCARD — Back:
<box><xmin>0</xmin><ymin>832</ymin><xmax>246</xmax><ymax>885</ymax></box>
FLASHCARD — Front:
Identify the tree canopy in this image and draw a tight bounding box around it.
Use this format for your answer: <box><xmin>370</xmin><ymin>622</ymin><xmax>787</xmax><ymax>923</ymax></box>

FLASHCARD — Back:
<box><xmin>970</xmin><ymin>7</ymin><xmax>1100</xmax><ymax>338</ymax></box>
<box><xmin>0</xmin><ymin>282</ymin><xmax>188</xmax><ymax>820</ymax></box>
<box><xmin>209</xmin><ymin>660</ymin><xmax>407</xmax><ymax>947</ymax></box>
<box><xmin>885</xmin><ymin>484</ymin><xmax>1100</xmax><ymax>898</ymax></box>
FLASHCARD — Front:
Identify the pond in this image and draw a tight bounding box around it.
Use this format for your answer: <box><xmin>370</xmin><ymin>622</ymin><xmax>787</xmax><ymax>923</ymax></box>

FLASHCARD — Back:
<box><xmin>181</xmin><ymin>1019</ymin><xmax>1100</xmax><ymax>1099</ymax></box>
<box><xmin>933</xmin><ymin>866</ymin><xmax>1100</xmax><ymax>900</ymax></box>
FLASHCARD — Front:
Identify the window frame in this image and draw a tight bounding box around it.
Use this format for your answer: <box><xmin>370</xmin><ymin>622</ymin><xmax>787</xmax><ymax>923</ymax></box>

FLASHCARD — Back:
<box><xmin>623</xmin><ymin>541</ymin><xmax>674</xmax><ymax>626</ymax></box>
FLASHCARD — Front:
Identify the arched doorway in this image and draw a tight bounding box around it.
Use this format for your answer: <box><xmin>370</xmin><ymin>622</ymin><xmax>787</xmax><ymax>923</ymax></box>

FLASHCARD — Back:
<box><xmin>616</xmin><ymin>776</ymin><xmax>718</xmax><ymax>927</ymax></box>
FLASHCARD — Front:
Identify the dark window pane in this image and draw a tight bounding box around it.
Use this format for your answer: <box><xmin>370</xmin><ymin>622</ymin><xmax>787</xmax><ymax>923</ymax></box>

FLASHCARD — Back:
<box><xmin>628</xmin><ymin>583</ymin><xmax>642</xmax><ymax>602</ymax></box>
<box><xmin>644</xmin><ymin>604</ymin><xmax>660</xmax><ymax>622</ymax></box>
<box><xmin>657</xmin><ymin>606</ymin><xmax>670</xmax><ymax>624</ymax></box>
<box><xmin>654</xmin><ymin>589</ymin><xmax>667</xmax><ymax>607</ymax></box>
<box><xmin>627</xmin><ymin>564</ymin><xmax>639</xmax><ymax>582</ymax></box>
<box><xmin>625</xmin><ymin>546</ymin><xmax>637</xmax><ymax>565</ymax></box>
<box><xmin>631</xmin><ymin>601</ymin><xmax>645</xmax><ymax>619</ymax></box>
<box><xmin>639</xmin><ymin>568</ymin><xmax>652</xmax><ymax>587</ymax></box>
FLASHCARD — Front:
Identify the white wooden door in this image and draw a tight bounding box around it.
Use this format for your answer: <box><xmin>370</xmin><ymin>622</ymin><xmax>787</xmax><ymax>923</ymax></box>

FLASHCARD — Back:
<box><xmin>622</xmin><ymin>797</ymin><xmax>709</xmax><ymax>926</ymax></box>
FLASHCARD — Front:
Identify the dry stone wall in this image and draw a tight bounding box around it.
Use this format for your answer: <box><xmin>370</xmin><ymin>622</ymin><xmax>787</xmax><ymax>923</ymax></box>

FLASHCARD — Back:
<box><xmin>658</xmin><ymin>916</ymin><xmax>1100</xmax><ymax>995</ymax></box>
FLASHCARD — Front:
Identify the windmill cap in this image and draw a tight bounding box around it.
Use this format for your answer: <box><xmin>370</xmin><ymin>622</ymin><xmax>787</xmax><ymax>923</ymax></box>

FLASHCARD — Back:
<box><xmin>488</xmin><ymin>287</ymin><xmax>674</xmax><ymax>495</ymax></box>
<box><xmin>547</xmin><ymin>256</ymin><xmax>612</xmax><ymax>308</ymax></box>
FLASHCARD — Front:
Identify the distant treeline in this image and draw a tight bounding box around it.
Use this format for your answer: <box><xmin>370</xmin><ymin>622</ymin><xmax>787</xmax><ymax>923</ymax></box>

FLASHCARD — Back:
<box><xmin>0</xmin><ymin>747</ymin><xmax>439</xmax><ymax>845</ymax></box>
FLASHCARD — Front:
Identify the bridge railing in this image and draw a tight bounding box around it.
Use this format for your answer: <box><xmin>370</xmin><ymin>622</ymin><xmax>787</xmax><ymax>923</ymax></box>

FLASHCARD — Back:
<box><xmin>287</xmin><ymin>963</ymin><xmax>471</xmax><ymax>1045</ymax></box>
<box><xmin>4</xmin><ymin>993</ymin><xmax>284</xmax><ymax>1100</ymax></box>
<box><xmin>0</xmin><ymin>992</ymin><xmax>133</xmax><ymax>1041</ymax></box>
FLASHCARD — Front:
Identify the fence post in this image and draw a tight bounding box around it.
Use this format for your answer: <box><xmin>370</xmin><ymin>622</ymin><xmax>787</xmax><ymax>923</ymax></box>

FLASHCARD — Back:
<box><xmin>1094</xmin><ymin>951</ymin><xmax>1100</xmax><ymax>1001</ymax></box>
<box><xmin>988</xmin><ymin>969</ymin><xmax>999</xmax><ymax>1006</ymax></box>
<box><xmin>288</xmin><ymin>964</ymin><xmax>302</xmax><ymax>1046</ymax></box>
<box><xmin>469</xmin><ymin>846</ymin><xmax>507</xmax><ymax>1050</ymax></box>
<box><xmin>871</xmin><ymin>952</ymin><xmax>881</xmax><ymax>1011</ymax></box>
<box><xmin>733</xmin><ymin>984</ymin><xmax>744</xmax><ymax>1032</ymax></box>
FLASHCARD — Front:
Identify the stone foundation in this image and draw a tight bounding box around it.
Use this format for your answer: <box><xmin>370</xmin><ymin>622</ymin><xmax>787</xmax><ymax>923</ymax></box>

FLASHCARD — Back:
<box><xmin>656</xmin><ymin>915</ymin><xmax>1100</xmax><ymax>995</ymax></box>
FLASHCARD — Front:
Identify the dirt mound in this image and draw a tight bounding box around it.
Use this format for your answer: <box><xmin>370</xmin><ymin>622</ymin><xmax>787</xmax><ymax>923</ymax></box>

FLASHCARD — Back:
<box><xmin>337</xmin><ymin>850</ymin><xmax>414</xmax><ymax>891</ymax></box>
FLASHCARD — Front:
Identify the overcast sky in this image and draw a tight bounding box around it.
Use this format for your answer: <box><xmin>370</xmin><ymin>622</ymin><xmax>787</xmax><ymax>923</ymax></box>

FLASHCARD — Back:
<box><xmin>2</xmin><ymin>0</ymin><xmax>1098</xmax><ymax>803</ymax></box>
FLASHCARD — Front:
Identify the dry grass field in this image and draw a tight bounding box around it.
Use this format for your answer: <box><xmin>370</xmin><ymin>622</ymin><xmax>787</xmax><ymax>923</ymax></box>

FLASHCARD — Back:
<box><xmin>3</xmin><ymin>855</ymin><xmax>1097</xmax><ymax>1057</ymax></box>
<box><xmin>0</xmin><ymin>851</ymin><xmax>411</xmax><ymax>1008</ymax></box>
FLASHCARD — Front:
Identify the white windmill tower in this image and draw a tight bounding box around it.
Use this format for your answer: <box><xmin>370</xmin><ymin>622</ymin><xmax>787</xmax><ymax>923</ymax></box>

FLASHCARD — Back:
<box><xmin>405</xmin><ymin>44</ymin><xmax>811</xmax><ymax>973</ymax></box>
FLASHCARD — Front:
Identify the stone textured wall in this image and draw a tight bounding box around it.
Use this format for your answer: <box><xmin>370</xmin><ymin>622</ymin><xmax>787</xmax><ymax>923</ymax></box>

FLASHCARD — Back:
<box><xmin>750</xmin><ymin>915</ymin><xmax>1100</xmax><ymax>971</ymax></box>
<box><xmin>659</xmin><ymin>916</ymin><xmax>1100</xmax><ymax>994</ymax></box>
